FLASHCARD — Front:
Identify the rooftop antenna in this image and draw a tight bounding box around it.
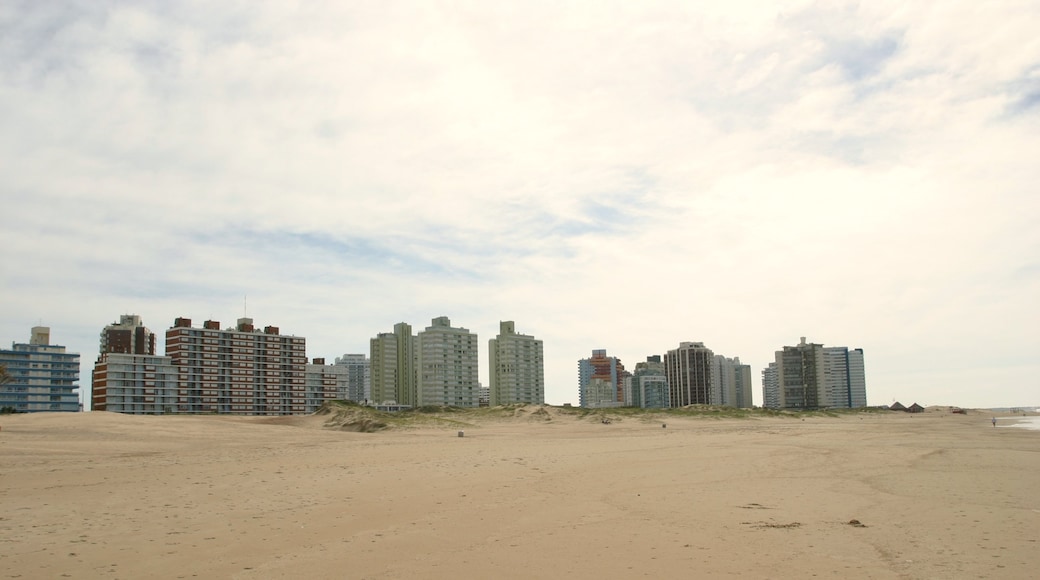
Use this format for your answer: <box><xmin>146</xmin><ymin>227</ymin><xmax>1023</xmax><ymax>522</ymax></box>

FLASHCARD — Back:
<box><xmin>244</xmin><ymin>295</ymin><xmax>248</xmax><ymax>318</ymax></box>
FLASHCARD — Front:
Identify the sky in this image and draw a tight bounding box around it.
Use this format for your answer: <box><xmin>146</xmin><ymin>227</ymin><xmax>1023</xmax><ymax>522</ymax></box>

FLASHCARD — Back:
<box><xmin>2</xmin><ymin>1</ymin><xmax>1037</xmax><ymax>410</ymax></box>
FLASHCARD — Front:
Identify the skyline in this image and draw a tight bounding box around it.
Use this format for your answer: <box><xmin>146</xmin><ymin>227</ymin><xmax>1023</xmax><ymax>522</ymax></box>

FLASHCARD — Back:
<box><xmin>2</xmin><ymin>2</ymin><xmax>1037</xmax><ymax>409</ymax></box>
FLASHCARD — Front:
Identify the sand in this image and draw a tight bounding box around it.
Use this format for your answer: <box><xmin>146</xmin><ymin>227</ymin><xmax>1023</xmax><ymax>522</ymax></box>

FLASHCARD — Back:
<box><xmin>1</xmin><ymin>407</ymin><xmax>1036</xmax><ymax>579</ymax></box>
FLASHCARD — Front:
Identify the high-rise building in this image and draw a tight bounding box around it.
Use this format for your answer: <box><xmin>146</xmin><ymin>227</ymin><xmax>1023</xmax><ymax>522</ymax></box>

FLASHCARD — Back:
<box><xmin>92</xmin><ymin>314</ymin><xmax>174</xmax><ymax>414</ymax></box>
<box><xmin>416</xmin><ymin>317</ymin><xmax>479</xmax><ymax>407</ymax></box>
<box><xmin>762</xmin><ymin>363</ymin><xmax>780</xmax><ymax>409</ymax></box>
<box><xmin>630</xmin><ymin>355</ymin><xmax>669</xmax><ymax>409</ymax></box>
<box><xmin>370</xmin><ymin>323</ymin><xmax>416</xmax><ymax>406</ymax></box>
<box><xmin>713</xmin><ymin>355</ymin><xmax>754</xmax><ymax>408</ymax></box>
<box><xmin>165</xmin><ymin>317</ymin><xmax>308</xmax><ymax>415</ymax></box>
<box><xmin>99</xmin><ymin>314</ymin><xmax>156</xmax><ymax>355</ymax></box>
<box><xmin>763</xmin><ymin>337</ymin><xmax>866</xmax><ymax>409</ymax></box>
<box><xmin>0</xmin><ymin>327</ymin><xmax>80</xmax><ymax>412</ymax></box>
<box><xmin>304</xmin><ymin>358</ymin><xmax>345</xmax><ymax>413</ymax></box>
<box><xmin>334</xmin><ymin>353</ymin><xmax>370</xmax><ymax>402</ymax></box>
<box><xmin>578</xmin><ymin>349</ymin><xmax>626</xmax><ymax>408</ymax></box>
<box><xmin>92</xmin><ymin>353</ymin><xmax>179</xmax><ymax>414</ymax></box>
<box><xmin>823</xmin><ymin>346</ymin><xmax>867</xmax><ymax>408</ymax></box>
<box><xmin>488</xmin><ymin>321</ymin><xmax>544</xmax><ymax>406</ymax></box>
<box><xmin>664</xmin><ymin>342</ymin><xmax>716</xmax><ymax>406</ymax></box>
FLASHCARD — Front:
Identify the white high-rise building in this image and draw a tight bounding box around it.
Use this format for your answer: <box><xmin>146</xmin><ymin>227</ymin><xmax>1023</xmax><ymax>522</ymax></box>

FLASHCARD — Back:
<box><xmin>762</xmin><ymin>363</ymin><xmax>780</xmax><ymax>409</ymax></box>
<box><xmin>416</xmin><ymin>317</ymin><xmax>479</xmax><ymax>407</ymax></box>
<box><xmin>713</xmin><ymin>355</ymin><xmax>754</xmax><ymax>408</ymax></box>
<box><xmin>823</xmin><ymin>347</ymin><xmax>867</xmax><ymax>408</ymax></box>
<box><xmin>488</xmin><ymin>321</ymin><xmax>544</xmax><ymax>406</ymax></box>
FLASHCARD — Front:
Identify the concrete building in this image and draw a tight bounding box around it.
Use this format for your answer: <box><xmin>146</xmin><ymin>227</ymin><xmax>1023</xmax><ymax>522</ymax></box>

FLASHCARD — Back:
<box><xmin>823</xmin><ymin>346</ymin><xmax>867</xmax><ymax>408</ymax></box>
<box><xmin>578</xmin><ymin>349</ymin><xmax>627</xmax><ymax>408</ymax></box>
<box><xmin>304</xmin><ymin>358</ymin><xmax>346</xmax><ymax>413</ymax></box>
<box><xmin>664</xmin><ymin>342</ymin><xmax>717</xmax><ymax>407</ymax></box>
<box><xmin>370</xmin><ymin>323</ymin><xmax>416</xmax><ymax>406</ymax></box>
<box><xmin>713</xmin><ymin>355</ymin><xmax>754</xmax><ymax>408</ymax></box>
<box><xmin>416</xmin><ymin>317</ymin><xmax>479</xmax><ymax>407</ymax></box>
<box><xmin>630</xmin><ymin>355</ymin><xmax>669</xmax><ymax>409</ymax></box>
<box><xmin>333</xmin><ymin>353</ymin><xmax>370</xmax><ymax>402</ymax></box>
<box><xmin>0</xmin><ymin>327</ymin><xmax>80</xmax><ymax>412</ymax></box>
<box><xmin>92</xmin><ymin>353</ymin><xmax>179</xmax><ymax>414</ymax></box>
<box><xmin>165</xmin><ymin>317</ymin><xmax>308</xmax><ymax>415</ymax></box>
<box><xmin>582</xmin><ymin>377</ymin><xmax>623</xmax><ymax>408</ymax></box>
<box><xmin>99</xmin><ymin>314</ymin><xmax>156</xmax><ymax>355</ymax></box>
<box><xmin>488</xmin><ymin>321</ymin><xmax>544</xmax><ymax>406</ymax></box>
<box><xmin>763</xmin><ymin>337</ymin><xmax>867</xmax><ymax>409</ymax></box>
<box><xmin>761</xmin><ymin>363</ymin><xmax>780</xmax><ymax>409</ymax></box>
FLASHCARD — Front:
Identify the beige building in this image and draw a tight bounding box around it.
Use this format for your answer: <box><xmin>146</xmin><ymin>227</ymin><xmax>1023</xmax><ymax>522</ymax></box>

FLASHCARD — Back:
<box><xmin>416</xmin><ymin>317</ymin><xmax>479</xmax><ymax>407</ymax></box>
<box><xmin>369</xmin><ymin>323</ymin><xmax>416</xmax><ymax>406</ymax></box>
<box><xmin>488</xmin><ymin>321</ymin><xmax>544</xmax><ymax>406</ymax></box>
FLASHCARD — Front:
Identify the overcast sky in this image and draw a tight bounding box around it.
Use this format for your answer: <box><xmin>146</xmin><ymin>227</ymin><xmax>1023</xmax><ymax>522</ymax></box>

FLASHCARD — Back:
<box><xmin>2</xmin><ymin>1</ymin><xmax>1037</xmax><ymax>409</ymax></box>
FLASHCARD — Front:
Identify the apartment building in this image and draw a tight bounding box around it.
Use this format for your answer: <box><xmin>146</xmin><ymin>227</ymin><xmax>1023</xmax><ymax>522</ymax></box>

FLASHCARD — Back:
<box><xmin>488</xmin><ymin>321</ymin><xmax>544</xmax><ymax>406</ymax></box>
<box><xmin>333</xmin><ymin>353</ymin><xmax>370</xmax><ymax>402</ymax></box>
<box><xmin>166</xmin><ymin>317</ymin><xmax>308</xmax><ymax>415</ymax></box>
<box><xmin>578</xmin><ymin>349</ymin><xmax>627</xmax><ymax>408</ymax></box>
<box><xmin>0</xmin><ymin>327</ymin><xmax>80</xmax><ymax>412</ymax></box>
<box><xmin>370</xmin><ymin>323</ymin><xmax>416</xmax><ymax>406</ymax></box>
<box><xmin>416</xmin><ymin>317</ymin><xmax>479</xmax><ymax>407</ymax></box>
<box><xmin>664</xmin><ymin>341</ymin><xmax>716</xmax><ymax>406</ymax></box>
<box><xmin>762</xmin><ymin>337</ymin><xmax>867</xmax><ymax>409</ymax></box>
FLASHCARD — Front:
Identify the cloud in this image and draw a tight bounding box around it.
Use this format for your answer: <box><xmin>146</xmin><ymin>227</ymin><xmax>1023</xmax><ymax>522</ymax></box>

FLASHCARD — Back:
<box><xmin>2</xmin><ymin>1</ymin><xmax>1038</xmax><ymax>409</ymax></box>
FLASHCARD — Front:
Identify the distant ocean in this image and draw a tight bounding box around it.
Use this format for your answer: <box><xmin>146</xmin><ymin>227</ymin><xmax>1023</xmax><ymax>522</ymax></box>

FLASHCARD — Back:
<box><xmin>998</xmin><ymin>416</ymin><xmax>1040</xmax><ymax>431</ymax></box>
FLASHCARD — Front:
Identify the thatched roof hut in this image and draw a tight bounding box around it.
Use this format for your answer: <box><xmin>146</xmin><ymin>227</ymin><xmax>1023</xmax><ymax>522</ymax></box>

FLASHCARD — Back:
<box><xmin>889</xmin><ymin>401</ymin><xmax>907</xmax><ymax>411</ymax></box>
<box><xmin>907</xmin><ymin>402</ymin><xmax>925</xmax><ymax>413</ymax></box>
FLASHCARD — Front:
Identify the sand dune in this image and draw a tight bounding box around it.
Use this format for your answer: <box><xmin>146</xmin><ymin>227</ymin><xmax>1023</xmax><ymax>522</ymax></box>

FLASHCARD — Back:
<box><xmin>1</xmin><ymin>407</ymin><xmax>1036</xmax><ymax>579</ymax></box>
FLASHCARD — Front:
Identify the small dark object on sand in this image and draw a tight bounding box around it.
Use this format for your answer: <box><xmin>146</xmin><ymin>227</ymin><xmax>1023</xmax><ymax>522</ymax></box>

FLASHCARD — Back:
<box><xmin>847</xmin><ymin>519</ymin><xmax>866</xmax><ymax>527</ymax></box>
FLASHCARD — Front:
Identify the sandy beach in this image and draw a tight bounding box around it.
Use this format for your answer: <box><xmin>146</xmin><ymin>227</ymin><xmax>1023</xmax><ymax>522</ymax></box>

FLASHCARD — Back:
<box><xmin>1</xmin><ymin>407</ymin><xmax>1036</xmax><ymax>579</ymax></box>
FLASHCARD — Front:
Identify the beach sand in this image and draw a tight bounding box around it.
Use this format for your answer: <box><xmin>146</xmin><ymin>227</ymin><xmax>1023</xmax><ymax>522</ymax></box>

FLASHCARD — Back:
<box><xmin>1</xmin><ymin>407</ymin><xmax>1036</xmax><ymax>579</ymax></box>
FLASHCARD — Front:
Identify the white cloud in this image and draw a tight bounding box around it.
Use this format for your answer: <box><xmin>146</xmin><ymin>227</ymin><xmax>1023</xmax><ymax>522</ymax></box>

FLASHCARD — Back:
<box><xmin>1</xmin><ymin>1</ymin><xmax>1037</xmax><ymax>409</ymax></box>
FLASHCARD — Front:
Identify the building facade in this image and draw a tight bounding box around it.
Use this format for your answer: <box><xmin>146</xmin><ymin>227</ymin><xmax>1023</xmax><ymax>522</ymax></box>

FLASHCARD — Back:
<box><xmin>630</xmin><ymin>355</ymin><xmax>669</xmax><ymax>409</ymax></box>
<box><xmin>713</xmin><ymin>355</ymin><xmax>754</xmax><ymax>408</ymax></box>
<box><xmin>578</xmin><ymin>349</ymin><xmax>627</xmax><ymax>408</ymax></box>
<box><xmin>416</xmin><ymin>317</ymin><xmax>479</xmax><ymax>407</ymax></box>
<box><xmin>762</xmin><ymin>337</ymin><xmax>866</xmax><ymax>409</ymax></box>
<box><xmin>664</xmin><ymin>342</ymin><xmax>716</xmax><ymax>407</ymax></box>
<box><xmin>304</xmin><ymin>358</ymin><xmax>346</xmax><ymax>413</ymax></box>
<box><xmin>333</xmin><ymin>353</ymin><xmax>370</xmax><ymax>402</ymax></box>
<box><xmin>0</xmin><ymin>327</ymin><xmax>80</xmax><ymax>412</ymax></box>
<box><xmin>92</xmin><ymin>353</ymin><xmax>179</xmax><ymax>414</ymax></box>
<box><xmin>488</xmin><ymin>321</ymin><xmax>544</xmax><ymax>406</ymax></box>
<box><xmin>99</xmin><ymin>314</ymin><xmax>156</xmax><ymax>355</ymax></box>
<box><xmin>369</xmin><ymin>323</ymin><xmax>416</xmax><ymax>406</ymax></box>
<box><xmin>165</xmin><ymin>317</ymin><xmax>308</xmax><ymax>415</ymax></box>
<box><xmin>761</xmin><ymin>363</ymin><xmax>780</xmax><ymax>409</ymax></box>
